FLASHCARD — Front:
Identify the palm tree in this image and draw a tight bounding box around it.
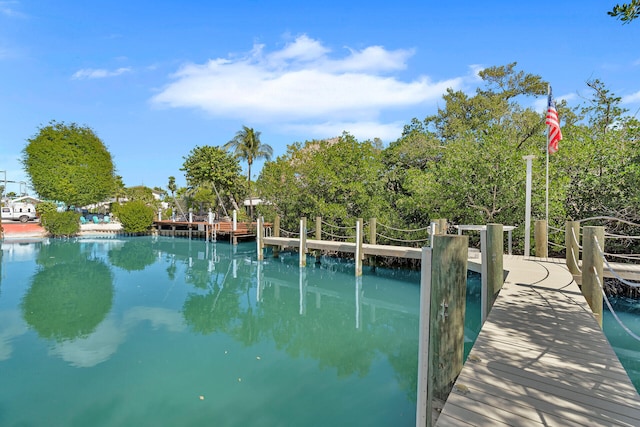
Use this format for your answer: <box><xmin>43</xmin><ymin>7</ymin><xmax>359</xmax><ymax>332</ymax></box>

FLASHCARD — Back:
<box><xmin>224</xmin><ymin>126</ymin><xmax>273</xmax><ymax>218</ymax></box>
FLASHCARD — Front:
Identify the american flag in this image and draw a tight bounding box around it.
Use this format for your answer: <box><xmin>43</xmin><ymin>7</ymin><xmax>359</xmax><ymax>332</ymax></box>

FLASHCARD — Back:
<box><xmin>546</xmin><ymin>91</ymin><xmax>562</xmax><ymax>154</ymax></box>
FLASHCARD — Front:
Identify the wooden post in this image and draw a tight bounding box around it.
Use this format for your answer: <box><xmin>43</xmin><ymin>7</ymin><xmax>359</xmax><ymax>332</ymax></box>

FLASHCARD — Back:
<box><xmin>416</xmin><ymin>247</ymin><xmax>432</xmax><ymax>427</ymax></box>
<box><xmin>299</xmin><ymin>217</ymin><xmax>307</xmax><ymax>267</ymax></box>
<box><xmin>582</xmin><ymin>226</ymin><xmax>605</xmax><ymax>327</ymax></box>
<box><xmin>256</xmin><ymin>217</ymin><xmax>263</xmax><ymax>261</ymax></box>
<box><xmin>272</xmin><ymin>215</ymin><xmax>280</xmax><ymax>258</ymax></box>
<box><xmin>485</xmin><ymin>223</ymin><xmax>503</xmax><ymax>319</ymax></box>
<box><xmin>534</xmin><ymin>219</ymin><xmax>548</xmax><ymax>258</ymax></box>
<box><xmin>315</xmin><ymin>216</ymin><xmax>322</xmax><ymax>240</ymax></box>
<box><xmin>171</xmin><ymin>225</ymin><xmax>176</xmax><ymax>238</ymax></box>
<box><xmin>369</xmin><ymin>217</ymin><xmax>377</xmax><ymax>245</ymax></box>
<box><xmin>274</xmin><ymin>216</ymin><xmax>280</xmax><ymax>237</ymax></box>
<box><xmin>313</xmin><ymin>218</ymin><xmax>321</xmax><ymax>263</ymax></box>
<box><xmin>425</xmin><ymin>234</ymin><xmax>468</xmax><ymax>425</ymax></box>
<box><xmin>430</xmin><ymin>222</ymin><xmax>437</xmax><ymax>247</ymax></box>
<box><xmin>565</xmin><ymin>221</ymin><xmax>580</xmax><ymax>276</ymax></box>
<box><xmin>437</xmin><ymin>218</ymin><xmax>448</xmax><ymax>235</ymax></box>
<box><xmin>355</xmin><ymin>219</ymin><xmax>363</xmax><ymax>276</ymax></box>
<box><xmin>368</xmin><ymin>217</ymin><xmax>377</xmax><ymax>271</ymax></box>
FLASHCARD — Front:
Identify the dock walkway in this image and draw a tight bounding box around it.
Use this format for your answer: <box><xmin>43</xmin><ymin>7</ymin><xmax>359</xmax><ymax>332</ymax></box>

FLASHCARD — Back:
<box><xmin>262</xmin><ymin>236</ymin><xmax>422</xmax><ymax>259</ymax></box>
<box><xmin>437</xmin><ymin>255</ymin><xmax>640</xmax><ymax>426</ymax></box>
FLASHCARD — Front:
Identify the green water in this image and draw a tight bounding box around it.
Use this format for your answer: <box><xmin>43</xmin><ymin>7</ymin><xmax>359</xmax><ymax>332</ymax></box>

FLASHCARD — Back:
<box><xmin>0</xmin><ymin>236</ymin><xmax>483</xmax><ymax>427</ymax></box>
<box><xmin>603</xmin><ymin>298</ymin><xmax>640</xmax><ymax>392</ymax></box>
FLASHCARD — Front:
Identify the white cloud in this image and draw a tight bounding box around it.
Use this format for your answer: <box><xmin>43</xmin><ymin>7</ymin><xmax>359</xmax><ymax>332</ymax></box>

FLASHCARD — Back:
<box><xmin>71</xmin><ymin>67</ymin><xmax>132</xmax><ymax>80</ymax></box>
<box><xmin>622</xmin><ymin>90</ymin><xmax>640</xmax><ymax>104</ymax></box>
<box><xmin>0</xmin><ymin>1</ymin><xmax>25</xmax><ymax>18</ymax></box>
<box><xmin>151</xmin><ymin>35</ymin><xmax>465</xmax><ymax>140</ymax></box>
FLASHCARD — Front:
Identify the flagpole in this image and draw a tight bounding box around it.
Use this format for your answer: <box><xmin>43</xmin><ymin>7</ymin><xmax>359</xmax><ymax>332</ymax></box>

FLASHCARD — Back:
<box><xmin>545</xmin><ymin>84</ymin><xmax>550</xmax><ymax>227</ymax></box>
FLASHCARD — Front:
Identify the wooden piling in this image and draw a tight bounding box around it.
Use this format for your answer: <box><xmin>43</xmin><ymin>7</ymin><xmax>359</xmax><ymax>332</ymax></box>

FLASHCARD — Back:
<box><xmin>437</xmin><ymin>218</ymin><xmax>448</xmax><ymax>235</ymax></box>
<box><xmin>416</xmin><ymin>247</ymin><xmax>433</xmax><ymax>427</ymax></box>
<box><xmin>368</xmin><ymin>217</ymin><xmax>377</xmax><ymax>270</ymax></box>
<box><xmin>299</xmin><ymin>217</ymin><xmax>307</xmax><ymax>267</ymax></box>
<box><xmin>485</xmin><ymin>224</ymin><xmax>503</xmax><ymax>320</ymax></box>
<box><xmin>315</xmin><ymin>216</ymin><xmax>322</xmax><ymax>240</ymax></box>
<box><xmin>256</xmin><ymin>217</ymin><xmax>264</xmax><ymax>261</ymax></box>
<box><xmin>272</xmin><ymin>216</ymin><xmax>280</xmax><ymax>258</ymax></box>
<box><xmin>565</xmin><ymin>220</ymin><xmax>580</xmax><ymax>276</ymax></box>
<box><xmin>424</xmin><ymin>234</ymin><xmax>468</xmax><ymax>425</ymax></box>
<box><xmin>582</xmin><ymin>226</ymin><xmax>605</xmax><ymax>327</ymax></box>
<box><xmin>355</xmin><ymin>219</ymin><xmax>363</xmax><ymax>276</ymax></box>
<box><xmin>369</xmin><ymin>217</ymin><xmax>377</xmax><ymax>245</ymax></box>
<box><xmin>534</xmin><ymin>219</ymin><xmax>548</xmax><ymax>258</ymax></box>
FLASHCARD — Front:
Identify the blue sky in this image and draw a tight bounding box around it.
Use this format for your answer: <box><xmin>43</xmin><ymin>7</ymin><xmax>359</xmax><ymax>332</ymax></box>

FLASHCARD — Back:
<box><xmin>1</xmin><ymin>0</ymin><xmax>639</xmax><ymax>194</ymax></box>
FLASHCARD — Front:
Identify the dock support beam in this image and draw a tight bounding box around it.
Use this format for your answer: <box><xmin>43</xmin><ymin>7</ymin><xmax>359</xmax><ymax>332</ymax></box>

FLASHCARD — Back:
<box><xmin>417</xmin><ymin>234</ymin><xmax>468</xmax><ymax>427</ymax></box>
<box><xmin>437</xmin><ymin>218</ymin><xmax>448</xmax><ymax>235</ymax></box>
<box><xmin>299</xmin><ymin>217</ymin><xmax>307</xmax><ymax>267</ymax></box>
<box><xmin>315</xmin><ymin>216</ymin><xmax>322</xmax><ymax>240</ymax></box>
<box><xmin>534</xmin><ymin>219</ymin><xmax>548</xmax><ymax>258</ymax></box>
<box><xmin>256</xmin><ymin>217</ymin><xmax>264</xmax><ymax>261</ymax></box>
<box><xmin>565</xmin><ymin>221</ymin><xmax>580</xmax><ymax>276</ymax></box>
<box><xmin>369</xmin><ymin>217</ymin><xmax>377</xmax><ymax>245</ymax></box>
<box><xmin>416</xmin><ymin>247</ymin><xmax>433</xmax><ymax>427</ymax></box>
<box><xmin>582</xmin><ymin>226</ymin><xmax>605</xmax><ymax>327</ymax></box>
<box><xmin>355</xmin><ymin>219</ymin><xmax>363</xmax><ymax>276</ymax></box>
<box><xmin>481</xmin><ymin>224</ymin><xmax>504</xmax><ymax>323</ymax></box>
<box><xmin>273</xmin><ymin>216</ymin><xmax>280</xmax><ymax>258</ymax></box>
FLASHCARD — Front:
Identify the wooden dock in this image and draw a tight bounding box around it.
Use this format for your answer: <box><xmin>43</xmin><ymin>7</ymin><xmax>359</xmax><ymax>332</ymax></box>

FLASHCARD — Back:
<box><xmin>259</xmin><ymin>228</ymin><xmax>640</xmax><ymax>425</ymax></box>
<box><xmin>154</xmin><ymin>220</ymin><xmax>257</xmax><ymax>243</ymax></box>
<box><xmin>262</xmin><ymin>236</ymin><xmax>422</xmax><ymax>259</ymax></box>
<box><xmin>436</xmin><ymin>255</ymin><xmax>640</xmax><ymax>426</ymax></box>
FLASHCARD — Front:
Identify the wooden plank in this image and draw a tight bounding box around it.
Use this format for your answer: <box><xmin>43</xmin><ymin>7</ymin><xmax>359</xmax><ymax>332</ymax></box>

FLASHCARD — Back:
<box><xmin>436</xmin><ymin>256</ymin><xmax>640</xmax><ymax>426</ymax></box>
<box><xmin>262</xmin><ymin>237</ymin><xmax>424</xmax><ymax>260</ymax></box>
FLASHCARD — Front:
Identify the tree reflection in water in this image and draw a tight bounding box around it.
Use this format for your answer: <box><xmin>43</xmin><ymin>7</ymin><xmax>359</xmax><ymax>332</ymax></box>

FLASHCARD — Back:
<box><xmin>21</xmin><ymin>240</ymin><xmax>114</xmax><ymax>342</ymax></box>
<box><xmin>108</xmin><ymin>239</ymin><xmax>155</xmax><ymax>271</ymax></box>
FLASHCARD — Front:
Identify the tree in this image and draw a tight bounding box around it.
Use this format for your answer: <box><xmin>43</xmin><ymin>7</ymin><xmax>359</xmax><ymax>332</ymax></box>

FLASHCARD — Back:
<box><xmin>112</xmin><ymin>175</ymin><xmax>126</xmax><ymax>203</ymax></box>
<box><xmin>125</xmin><ymin>185</ymin><xmax>158</xmax><ymax>207</ymax></box>
<box><xmin>257</xmin><ymin>133</ymin><xmax>386</xmax><ymax>231</ymax></box>
<box><xmin>224</xmin><ymin>126</ymin><xmax>273</xmax><ymax>218</ymax></box>
<box><xmin>22</xmin><ymin>121</ymin><xmax>116</xmax><ymax>207</ymax></box>
<box><xmin>609</xmin><ymin>1</ymin><xmax>640</xmax><ymax>23</ymax></box>
<box><xmin>117</xmin><ymin>200</ymin><xmax>155</xmax><ymax>233</ymax></box>
<box><xmin>167</xmin><ymin>176</ymin><xmax>177</xmax><ymax>198</ymax></box>
<box><xmin>180</xmin><ymin>145</ymin><xmax>245</xmax><ymax>216</ymax></box>
<box><xmin>382</xmin><ymin>63</ymin><xmax>549</xmax><ymax>240</ymax></box>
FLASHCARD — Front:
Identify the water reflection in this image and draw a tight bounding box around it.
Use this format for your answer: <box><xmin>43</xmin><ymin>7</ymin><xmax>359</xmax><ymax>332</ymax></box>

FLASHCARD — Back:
<box><xmin>7</xmin><ymin>238</ymin><xmax>423</xmax><ymax>402</ymax></box>
<box><xmin>22</xmin><ymin>253</ymin><xmax>114</xmax><ymax>342</ymax></box>
<box><xmin>108</xmin><ymin>239</ymin><xmax>155</xmax><ymax>271</ymax></box>
<box><xmin>0</xmin><ymin>310</ymin><xmax>27</xmax><ymax>361</ymax></box>
<box><xmin>177</xmin><ymin>251</ymin><xmax>421</xmax><ymax>386</ymax></box>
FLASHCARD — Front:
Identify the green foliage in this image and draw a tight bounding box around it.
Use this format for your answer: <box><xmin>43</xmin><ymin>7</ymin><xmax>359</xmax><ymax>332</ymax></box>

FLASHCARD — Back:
<box><xmin>225</xmin><ymin>126</ymin><xmax>274</xmax><ymax>217</ymax></box>
<box><xmin>41</xmin><ymin>211</ymin><xmax>81</xmax><ymax>237</ymax></box>
<box><xmin>257</xmin><ymin>133</ymin><xmax>386</xmax><ymax>231</ymax></box>
<box><xmin>22</xmin><ymin>121</ymin><xmax>116</xmax><ymax>206</ymax></box>
<box><xmin>181</xmin><ymin>145</ymin><xmax>245</xmax><ymax>215</ymax></box>
<box><xmin>248</xmin><ymin>64</ymin><xmax>638</xmax><ymax>256</ymax></box>
<box><xmin>125</xmin><ymin>185</ymin><xmax>159</xmax><ymax>209</ymax></box>
<box><xmin>168</xmin><ymin>176</ymin><xmax>177</xmax><ymax>196</ymax></box>
<box><xmin>112</xmin><ymin>175</ymin><xmax>126</xmax><ymax>202</ymax></box>
<box><xmin>117</xmin><ymin>200</ymin><xmax>155</xmax><ymax>233</ymax></box>
<box><xmin>36</xmin><ymin>201</ymin><xmax>57</xmax><ymax>217</ymax></box>
<box><xmin>609</xmin><ymin>1</ymin><xmax>640</xmax><ymax>23</ymax></box>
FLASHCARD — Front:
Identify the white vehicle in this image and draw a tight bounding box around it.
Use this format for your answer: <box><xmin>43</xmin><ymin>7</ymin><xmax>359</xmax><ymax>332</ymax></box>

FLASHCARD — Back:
<box><xmin>1</xmin><ymin>202</ymin><xmax>37</xmax><ymax>222</ymax></box>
